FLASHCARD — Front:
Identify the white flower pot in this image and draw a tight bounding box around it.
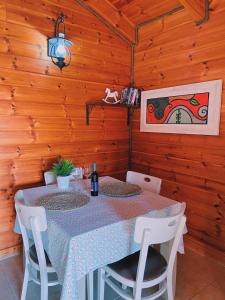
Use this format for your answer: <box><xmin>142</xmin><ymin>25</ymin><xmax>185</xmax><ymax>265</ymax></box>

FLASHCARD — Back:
<box><xmin>57</xmin><ymin>175</ymin><xmax>70</xmax><ymax>190</ymax></box>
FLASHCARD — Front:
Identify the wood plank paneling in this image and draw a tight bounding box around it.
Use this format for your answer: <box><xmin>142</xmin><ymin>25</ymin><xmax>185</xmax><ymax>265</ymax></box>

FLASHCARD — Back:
<box><xmin>2</xmin><ymin>0</ymin><xmax>224</xmax><ymax>262</ymax></box>
<box><xmin>83</xmin><ymin>0</ymin><xmax>135</xmax><ymax>43</ymax></box>
<box><xmin>0</xmin><ymin>0</ymin><xmax>130</xmax><ymax>256</ymax></box>
<box><xmin>178</xmin><ymin>0</ymin><xmax>206</xmax><ymax>22</ymax></box>
<box><xmin>109</xmin><ymin>0</ymin><xmax>181</xmax><ymax>24</ymax></box>
<box><xmin>133</xmin><ymin>1</ymin><xmax>225</xmax><ymax>260</ymax></box>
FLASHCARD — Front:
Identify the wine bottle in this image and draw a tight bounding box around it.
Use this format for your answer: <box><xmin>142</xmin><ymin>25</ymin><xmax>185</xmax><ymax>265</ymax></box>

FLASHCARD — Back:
<box><xmin>91</xmin><ymin>162</ymin><xmax>98</xmax><ymax>196</ymax></box>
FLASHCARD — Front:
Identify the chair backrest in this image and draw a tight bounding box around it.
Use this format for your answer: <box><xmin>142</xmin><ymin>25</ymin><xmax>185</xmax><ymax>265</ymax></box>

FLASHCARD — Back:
<box><xmin>44</xmin><ymin>171</ymin><xmax>56</xmax><ymax>185</ymax></box>
<box><xmin>15</xmin><ymin>191</ymin><xmax>47</xmax><ymax>274</ymax></box>
<box><xmin>126</xmin><ymin>171</ymin><xmax>162</xmax><ymax>194</ymax></box>
<box><xmin>133</xmin><ymin>202</ymin><xmax>186</xmax><ymax>297</ymax></box>
<box><xmin>134</xmin><ymin>202</ymin><xmax>186</xmax><ymax>245</ymax></box>
<box><xmin>15</xmin><ymin>201</ymin><xmax>47</xmax><ymax>232</ymax></box>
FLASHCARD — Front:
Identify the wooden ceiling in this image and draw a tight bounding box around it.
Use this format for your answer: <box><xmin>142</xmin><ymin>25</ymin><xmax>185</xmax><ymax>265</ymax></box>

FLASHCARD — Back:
<box><xmin>84</xmin><ymin>0</ymin><xmax>207</xmax><ymax>43</ymax></box>
<box><xmin>109</xmin><ymin>0</ymin><xmax>181</xmax><ymax>24</ymax></box>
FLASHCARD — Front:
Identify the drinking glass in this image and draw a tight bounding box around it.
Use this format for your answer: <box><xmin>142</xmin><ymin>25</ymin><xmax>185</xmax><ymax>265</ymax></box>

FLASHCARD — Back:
<box><xmin>83</xmin><ymin>165</ymin><xmax>91</xmax><ymax>180</ymax></box>
<box><xmin>71</xmin><ymin>167</ymin><xmax>83</xmax><ymax>181</ymax></box>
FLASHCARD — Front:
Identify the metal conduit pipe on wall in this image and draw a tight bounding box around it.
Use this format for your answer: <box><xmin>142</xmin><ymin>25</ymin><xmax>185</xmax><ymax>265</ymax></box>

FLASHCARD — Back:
<box><xmin>75</xmin><ymin>0</ymin><xmax>209</xmax><ymax>169</ymax></box>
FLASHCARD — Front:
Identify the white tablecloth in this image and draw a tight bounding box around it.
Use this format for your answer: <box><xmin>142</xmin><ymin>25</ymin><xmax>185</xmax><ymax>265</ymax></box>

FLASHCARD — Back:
<box><xmin>15</xmin><ymin>176</ymin><xmax>186</xmax><ymax>300</ymax></box>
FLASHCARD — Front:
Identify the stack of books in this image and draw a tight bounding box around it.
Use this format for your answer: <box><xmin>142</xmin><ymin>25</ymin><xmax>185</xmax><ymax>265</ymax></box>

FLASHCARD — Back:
<box><xmin>120</xmin><ymin>87</ymin><xmax>141</xmax><ymax>106</ymax></box>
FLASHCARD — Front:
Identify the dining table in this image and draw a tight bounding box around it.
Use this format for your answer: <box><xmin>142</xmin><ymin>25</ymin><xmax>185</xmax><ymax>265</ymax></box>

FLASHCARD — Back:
<box><xmin>14</xmin><ymin>176</ymin><xmax>186</xmax><ymax>300</ymax></box>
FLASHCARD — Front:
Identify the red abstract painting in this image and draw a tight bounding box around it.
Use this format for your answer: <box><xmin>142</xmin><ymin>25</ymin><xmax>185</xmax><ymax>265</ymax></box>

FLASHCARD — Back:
<box><xmin>146</xmin><ymin>93</ymin><xmax>209</xmax><ymax>124</ymax></box>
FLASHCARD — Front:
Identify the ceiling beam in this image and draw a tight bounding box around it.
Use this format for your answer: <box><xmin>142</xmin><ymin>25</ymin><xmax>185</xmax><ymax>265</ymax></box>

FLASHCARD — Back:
<box><xmin>83</xmin><ymin>0</ymin><xmax>135</xmax><ymax>43</ymax></box>
<box><xmin>178</xmin><ymin>0</ymin><xmax>206</xmax><ymax>23</ymax></box>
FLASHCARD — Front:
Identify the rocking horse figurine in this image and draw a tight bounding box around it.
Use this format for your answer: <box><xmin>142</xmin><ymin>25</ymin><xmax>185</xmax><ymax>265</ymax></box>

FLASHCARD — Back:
<box><xmin>102</xmin><ymin>88</ymin><xmax>120</xmax><ymax>104</ymax></box>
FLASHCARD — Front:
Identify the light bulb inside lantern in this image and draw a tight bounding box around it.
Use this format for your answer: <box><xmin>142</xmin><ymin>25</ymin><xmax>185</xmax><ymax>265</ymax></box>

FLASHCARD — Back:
<box><xmin>55</xmin><ymin>44</ymin><xmax>66</xmax><ymax>57</ymax></box>
<box><xmin>55</xmin><ymin>33</ymin><xmax>66</xmax><ymax>58</ymax></box>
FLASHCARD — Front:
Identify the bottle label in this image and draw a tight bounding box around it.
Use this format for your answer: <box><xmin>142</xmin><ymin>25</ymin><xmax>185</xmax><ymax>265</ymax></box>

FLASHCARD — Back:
<box><xmin>91</xmin><ymin>181</ymin><xmax>98</xmax><ymax>192</ymax></box>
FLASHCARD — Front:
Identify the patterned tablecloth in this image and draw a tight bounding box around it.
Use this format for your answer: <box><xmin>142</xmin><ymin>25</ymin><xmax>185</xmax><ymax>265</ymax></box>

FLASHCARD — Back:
<box><xmin>15</xmin><ymin>176</ymin><xmax>185</xmax><ymax>300</ymax></box>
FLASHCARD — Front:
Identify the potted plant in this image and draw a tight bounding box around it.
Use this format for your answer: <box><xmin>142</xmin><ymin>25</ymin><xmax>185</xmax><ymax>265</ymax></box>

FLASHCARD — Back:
<box><xmin>51</xmin><ymin>159</ymin><xmax>74</xmax><ymax>190</ymax></box>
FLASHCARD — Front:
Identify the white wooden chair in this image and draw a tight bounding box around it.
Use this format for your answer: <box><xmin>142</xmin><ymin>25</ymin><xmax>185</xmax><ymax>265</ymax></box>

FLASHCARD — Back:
<box><xmin>15</xmin><ymin>190</ymin><xmax>94</xmax><ymax>300</ymax></box>
<box><xmin>15</xmin><ymin>198</ymin><xmax>59</xmax><ymax>300</ymax></box>
<box><xmin>44</xmin><ymin>171</ymin><xmax>57</xmax><ymax>185</ymax></box>
<box><xmin>126</xmin><ymin>171</ymin><xmax>162</xmax><ymax>194</ymax></box>
<box><xmin>98</xmin><ymin>203</ymin><xmax>186</xmax><ymax>300</ymax></box>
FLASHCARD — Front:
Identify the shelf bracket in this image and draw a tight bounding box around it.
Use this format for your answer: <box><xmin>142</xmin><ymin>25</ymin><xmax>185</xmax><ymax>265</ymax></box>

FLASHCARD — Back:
<box><xmin>86</xmin><ymin>103</ymin><xmax>95</xmax><ymax>126</ymax></box>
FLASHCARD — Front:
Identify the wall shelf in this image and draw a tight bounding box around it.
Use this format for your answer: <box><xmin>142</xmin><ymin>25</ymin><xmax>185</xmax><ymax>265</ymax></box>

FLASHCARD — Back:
<box><xmin>85</xmin><ymin>100</ymin><xmax>140</xmax><ymax>126</ymax></box>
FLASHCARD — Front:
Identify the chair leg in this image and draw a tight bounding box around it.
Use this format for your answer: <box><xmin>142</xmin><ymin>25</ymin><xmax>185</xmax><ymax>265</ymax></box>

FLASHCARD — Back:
<box><xmin>40</xmin><ymin>274</ymin><xmax>48</xmax><ymax>300</ymax></box>
<box><xmin>87</xmin><ymin>271</ymin><xmax>94</xmax><ymax>300</ymax></box>
<box><xmin>98</xmin><ymin>268</ymin><xmax>105</xmax><ymax>300</ymax></box>
<box><xmin>167</xmin><ymin>277</ymin><xmax>174</xmax><ymax>300</ymax></box>
<box><xmin>21</xmin><ymin>264</ymin><xmax>29</xmax><ymax>300</ymax></box>
<box><xmin>134</xmin><ymin>287</ymin><xmax>142</xmax><ymax>300</ymax></box>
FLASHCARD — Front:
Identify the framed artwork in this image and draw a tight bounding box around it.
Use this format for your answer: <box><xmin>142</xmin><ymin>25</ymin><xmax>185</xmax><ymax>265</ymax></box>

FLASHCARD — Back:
<box><xmin>140</xmin><ymin>80</ymin><xmax>222</xmax><ymax>135</ymax></box>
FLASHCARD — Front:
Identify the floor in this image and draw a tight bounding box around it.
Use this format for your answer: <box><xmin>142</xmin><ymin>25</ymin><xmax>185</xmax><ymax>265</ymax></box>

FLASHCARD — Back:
<box><xmin>0</xmin><ymin>249</ymin><xmax>224</xmax><ymax>300</ymax></box>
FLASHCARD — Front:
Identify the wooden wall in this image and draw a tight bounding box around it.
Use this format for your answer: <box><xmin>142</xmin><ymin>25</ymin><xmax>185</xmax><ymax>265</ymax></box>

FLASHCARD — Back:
<box><xmin>133</xmin><ymin>0</ymin><xmax>225</xmax><ymax>261</ymax></box>
<box><xmin>0</xmin><ymin>0</ymin><xmax>130</xmax><ymax>257</ymax></box>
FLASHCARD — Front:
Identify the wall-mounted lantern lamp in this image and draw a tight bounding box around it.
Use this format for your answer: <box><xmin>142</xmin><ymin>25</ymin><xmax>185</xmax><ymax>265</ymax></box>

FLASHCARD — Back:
<box><xmin>47</xmin><ymin>13</ymin><xmax>73</xmax><ymax>70</ymax></box>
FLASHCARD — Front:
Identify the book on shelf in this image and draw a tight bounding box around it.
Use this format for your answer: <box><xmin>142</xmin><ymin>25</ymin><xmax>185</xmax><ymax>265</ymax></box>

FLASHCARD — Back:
<box><xmin>131</xmin><ymin>88</ymin><xmax>138</xmax><ymax>105</ymax></box>
<box><xmin>127</xmin><ymin>88</ymin><xmax>133</xmax><ymax>105</ymax></box>
<box><xmin>120</xmin><ymin>87</ymin><xmax>141</xmax><ymax>107</ymax></box>
<box><xmin>121</xmin><ymin>88</ymin><xmax>128</xmax><ymax>104</ymax></box>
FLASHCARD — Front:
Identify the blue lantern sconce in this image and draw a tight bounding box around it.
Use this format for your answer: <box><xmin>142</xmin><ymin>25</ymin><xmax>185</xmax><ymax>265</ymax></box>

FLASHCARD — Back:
<box><xmin>47</xmin><ymin>13</ymin><xmax>73</xmax><ymax>70</ymax></box>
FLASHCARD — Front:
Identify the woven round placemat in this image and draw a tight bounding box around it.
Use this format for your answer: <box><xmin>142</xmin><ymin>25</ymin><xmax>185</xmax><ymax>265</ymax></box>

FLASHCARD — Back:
<box><xmin>39</xmin><ymin>192</ymin><xmax>90</xmax><ymax>211</ymax></box>
<box><xmin>100</xmin><ymin>182</ymin><xmax>142</xmax><ymax>197</ymax></box>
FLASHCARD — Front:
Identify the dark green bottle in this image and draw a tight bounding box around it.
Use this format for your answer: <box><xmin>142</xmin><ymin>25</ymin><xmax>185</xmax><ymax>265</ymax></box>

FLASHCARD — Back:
<box><xmin>91</xmin><ymin>162</ymin><xmax>98</xmax><ymax>196</ymax></box>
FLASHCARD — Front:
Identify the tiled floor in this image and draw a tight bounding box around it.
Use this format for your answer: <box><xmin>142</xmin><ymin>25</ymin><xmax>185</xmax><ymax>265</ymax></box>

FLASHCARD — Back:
<box><xmin>175</xmin><ymin>249</ymin><xmax>225</xmax><ymax>300</ymax></box>
<box><xmin>0</xmin><ymin>248</ymin><xmax>224</xmax><ymax>300</ymax></box>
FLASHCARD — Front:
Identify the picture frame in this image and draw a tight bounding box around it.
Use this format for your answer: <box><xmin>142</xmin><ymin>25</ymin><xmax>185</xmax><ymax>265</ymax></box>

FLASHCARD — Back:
<box><xmin>140</xmin><ymin>80</ymin><xmax>222</xmax><ymax>135</ymax></box>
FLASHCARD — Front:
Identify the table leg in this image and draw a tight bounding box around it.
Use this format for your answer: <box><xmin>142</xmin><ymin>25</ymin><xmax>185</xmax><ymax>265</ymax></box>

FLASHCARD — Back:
<box><xmin>77</xmin><ymin>276</ymin><xmax>86</xmax><ymax>300</ymax></box>
<box><xmin>98</xmin><ymin>269</ymin><xmax>105</xmax><ymax>300</ymax></box>
<box><xmin>87</xmin><ymin>272</ymin><xmax>94</xmax><ymax>300</ymax></box>
<box><xmin>160</xmin><ymin>241</ymin><xmax>177</xmax><ymax>300</ymax></box>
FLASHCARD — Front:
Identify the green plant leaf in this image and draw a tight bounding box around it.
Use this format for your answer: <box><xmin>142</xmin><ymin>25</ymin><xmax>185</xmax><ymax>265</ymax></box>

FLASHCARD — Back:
<box><xmin>190</xmin><ymin>98</ymin><xmax>199</xmax><ymax>106</ymax></box>
<box><xmin>51</xmin><ymin>159</ymin><xmax>74</xmax><ymax>176</ymax></box>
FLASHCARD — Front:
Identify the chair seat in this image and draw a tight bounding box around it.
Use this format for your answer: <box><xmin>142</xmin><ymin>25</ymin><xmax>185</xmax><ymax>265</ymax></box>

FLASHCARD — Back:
<box><xmin>108</xmin><ymin>246</ymin><xmax>167</xmax><ymax>282</ymax></box>
<box><xmin>29</xmin><ymin>244</ymin><xmax>52</xmax><ymax>267</ymax></box>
